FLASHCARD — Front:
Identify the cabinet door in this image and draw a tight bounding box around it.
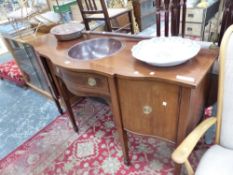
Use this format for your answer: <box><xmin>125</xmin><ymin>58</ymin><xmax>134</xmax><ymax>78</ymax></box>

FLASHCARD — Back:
<box><xmin>118</xmin><ymin>79</ymin><xmax>180</xmax><ymax>142</ymax></box>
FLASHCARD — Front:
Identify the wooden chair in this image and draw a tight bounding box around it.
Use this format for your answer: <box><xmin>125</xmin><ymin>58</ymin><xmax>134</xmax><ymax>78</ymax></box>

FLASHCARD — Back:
<box><xmin>76</xmin><ymin>0</ymin><xmax>134</xmax><ymax>34</ymax></box>
<box><xmin>172</xmin><ymin>25</ymin><xmax>233</xmax><ymax>175</ymax></box>
<box><xmin>155</xmin><ymin>0</ymin><xmax>186</xmax><ymax>37</ymax></box>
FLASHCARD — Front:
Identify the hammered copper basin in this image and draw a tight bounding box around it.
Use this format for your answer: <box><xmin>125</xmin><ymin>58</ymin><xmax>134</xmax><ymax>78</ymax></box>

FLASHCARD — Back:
<box><xmin>68</xmin><ymin>38</ymin><xmax>123</xmax><ymax>60</ymax></box>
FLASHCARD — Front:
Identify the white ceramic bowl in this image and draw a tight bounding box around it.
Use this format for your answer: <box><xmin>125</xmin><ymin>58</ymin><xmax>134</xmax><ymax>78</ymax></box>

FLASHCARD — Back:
<box><xmin>131</xmin><ymin>37</ymin><xmax>201</xmax><ymax>67</ymax></box>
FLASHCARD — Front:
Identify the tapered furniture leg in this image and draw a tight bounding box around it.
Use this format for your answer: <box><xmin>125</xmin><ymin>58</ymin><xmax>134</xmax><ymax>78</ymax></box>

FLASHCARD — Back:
<box><xmin>57</xmin><ymin>77</ymin><xmax>79</xmax><ymax>133</ymax></box>
<box><xmin>108</xmin><ymin>77</ymin><xmax>130</xmax><ymax>165</ymax></box>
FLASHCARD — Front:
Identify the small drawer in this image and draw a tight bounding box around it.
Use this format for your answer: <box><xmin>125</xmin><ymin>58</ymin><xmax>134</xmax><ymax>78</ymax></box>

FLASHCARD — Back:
<box><xmin>74</xmin><ymin>73</ymin><xmax>108</xmax><ymax>90</ymax></box>
<box><xmin>60</xmin><ymin>69</ymin><xmax>109</xmax><ymax>95</ymax></box>
<box><xmin>186</xmin><ymin>8</ymin><xmax>204</xmax><ymax>23</ymax></box>
<box><xmin>184</xmin><ymin>23</ymin><xmax>203</xmax><ymax>36</ymax></box>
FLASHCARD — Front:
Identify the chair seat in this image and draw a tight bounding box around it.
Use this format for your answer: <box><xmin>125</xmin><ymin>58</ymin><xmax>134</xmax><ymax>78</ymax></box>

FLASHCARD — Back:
<box><xmin>196</xmin><ymin>145</ymin><xmax>233</xmax><ymax>175</ymax></box>
<box><xmin>77</xmin><ymin>0</ymin><xmax>134</xmax><ymax>33</ymax></box>
<box><xmin>88</xmin><ymin>8</ymin><xmax>130</xmax><ymax>19</ymax></box>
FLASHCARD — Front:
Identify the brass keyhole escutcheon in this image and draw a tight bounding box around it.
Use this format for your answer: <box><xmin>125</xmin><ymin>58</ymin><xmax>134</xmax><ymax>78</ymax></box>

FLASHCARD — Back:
<box><xmin>88</xmin><ymin>77</ymin><xmax>96</xmax><ymax>86</ymax></box>
<box><xmin>143</xmin><ymin>105</ymin><xmax>152</xmax><ymax>115</ymax></box>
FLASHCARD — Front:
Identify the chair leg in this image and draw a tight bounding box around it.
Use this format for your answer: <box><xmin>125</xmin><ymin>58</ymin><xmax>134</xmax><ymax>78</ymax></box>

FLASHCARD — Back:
<box><xmin>128</xmin><ymin>10</ymin><xmax>134</xmax><ymax>34</ymax></box>
<box><xmin>84</xmin><ymin>19</ymin><xmax>91</xmax><ymax>31</ymax></box>
<box><xmin>105</xmin><ymin>18</ymin><xmax>113</xmax><ymax>32</ymax></box>
<box><xmin>106</xmin><ymin>23</ymin><xmax>112</xmax><ymax>32</ymax></box>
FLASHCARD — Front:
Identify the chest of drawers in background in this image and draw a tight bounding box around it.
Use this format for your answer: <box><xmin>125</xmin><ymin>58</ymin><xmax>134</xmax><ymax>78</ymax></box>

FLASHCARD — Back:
<box><xmin>133</xmin><ymin>0</ymin><xmax>156</xmax><ymax>31</ymax></box>
<box><xmin>183</xmin><ymin>0</ymin><xmax>220</xmax><ymax>40</ymax></box>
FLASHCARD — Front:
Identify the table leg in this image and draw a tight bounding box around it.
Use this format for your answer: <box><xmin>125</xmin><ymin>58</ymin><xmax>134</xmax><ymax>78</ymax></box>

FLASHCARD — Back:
<box><xmin>108</xmin><ymin>77</ymin><xmax>130</xmax><ymax>165</ymax></box>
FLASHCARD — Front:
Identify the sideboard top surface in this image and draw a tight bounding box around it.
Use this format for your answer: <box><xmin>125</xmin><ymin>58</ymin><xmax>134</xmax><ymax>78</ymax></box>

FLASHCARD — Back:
<box><xmin>28</xmin><ymin>33</ymin><xmax>218</xmax><ymax>88</ymax></box>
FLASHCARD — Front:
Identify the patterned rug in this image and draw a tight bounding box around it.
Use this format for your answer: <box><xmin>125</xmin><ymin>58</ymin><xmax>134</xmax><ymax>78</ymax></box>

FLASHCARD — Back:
<box><xmin>0</xmin><ymin>98</ymin><xmax>205</xmax><ymax>175</ymax></box>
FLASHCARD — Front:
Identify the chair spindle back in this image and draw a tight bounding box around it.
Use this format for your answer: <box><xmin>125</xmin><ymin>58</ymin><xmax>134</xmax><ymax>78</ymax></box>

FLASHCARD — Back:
<box><xmin>156</xmin><ymin>0</ymin><xmax>186</xmax><ymax>37</ymax></box>
<box><xmin>77</xmin><ymin>0</ymin><xmax>111</xmax><ymax>31</ymax></box>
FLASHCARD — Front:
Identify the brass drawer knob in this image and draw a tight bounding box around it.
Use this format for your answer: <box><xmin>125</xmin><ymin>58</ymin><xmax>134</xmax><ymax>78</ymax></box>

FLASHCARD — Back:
<box><xmin>88</xmin><ymin>77</ymin><xmax>96</xmax><ymax>86</ymax></box>
<box><xmin>162</xmin><ymin>101</ymin><xmax>167</xmax><ymax>107</ymax></box>
<box><xmin>143</xmin><ymin>105</ymin><xmax>152</xmax><ymax>115</ymax></box>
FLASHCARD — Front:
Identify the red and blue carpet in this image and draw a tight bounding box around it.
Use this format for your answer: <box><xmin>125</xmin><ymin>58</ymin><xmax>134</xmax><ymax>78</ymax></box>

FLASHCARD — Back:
<box><xmin>0</xmin><ymin>98</ymin><xmax>206</xmax><ymax>175</ymax></box>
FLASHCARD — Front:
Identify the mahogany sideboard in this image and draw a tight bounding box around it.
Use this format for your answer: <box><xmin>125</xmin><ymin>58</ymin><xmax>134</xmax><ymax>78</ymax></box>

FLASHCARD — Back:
<box><xmin>28</xmin><ymin>32</ymin><xmax>218</xmax><ymax>174</ymax></box>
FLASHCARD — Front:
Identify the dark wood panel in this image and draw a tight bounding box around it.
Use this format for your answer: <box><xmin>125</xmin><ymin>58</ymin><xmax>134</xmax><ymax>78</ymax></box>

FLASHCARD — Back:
<box><xmin>176</xmin><ymin>73</ymin><xmax>210</xmax><ymax>144</ymax></box>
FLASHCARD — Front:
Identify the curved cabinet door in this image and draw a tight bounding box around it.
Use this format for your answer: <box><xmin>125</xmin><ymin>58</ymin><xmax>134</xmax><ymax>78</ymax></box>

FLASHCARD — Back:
<box><xmin>118</xmin><ymin>79</ymin><xmax>180</xmax><ymax>142</ymax></box>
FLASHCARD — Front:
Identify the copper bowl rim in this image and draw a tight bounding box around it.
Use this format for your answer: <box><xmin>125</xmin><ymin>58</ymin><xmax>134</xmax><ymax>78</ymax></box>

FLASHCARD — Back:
<box><xmin>50</xmin><ymin>23</ymin><xmax>85</xmax><ymax>36</ymax></box>
<box><xmin>67</xmin><ymin>37</ymin><xmax>125</xmax><ymax>60</ymax></box>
